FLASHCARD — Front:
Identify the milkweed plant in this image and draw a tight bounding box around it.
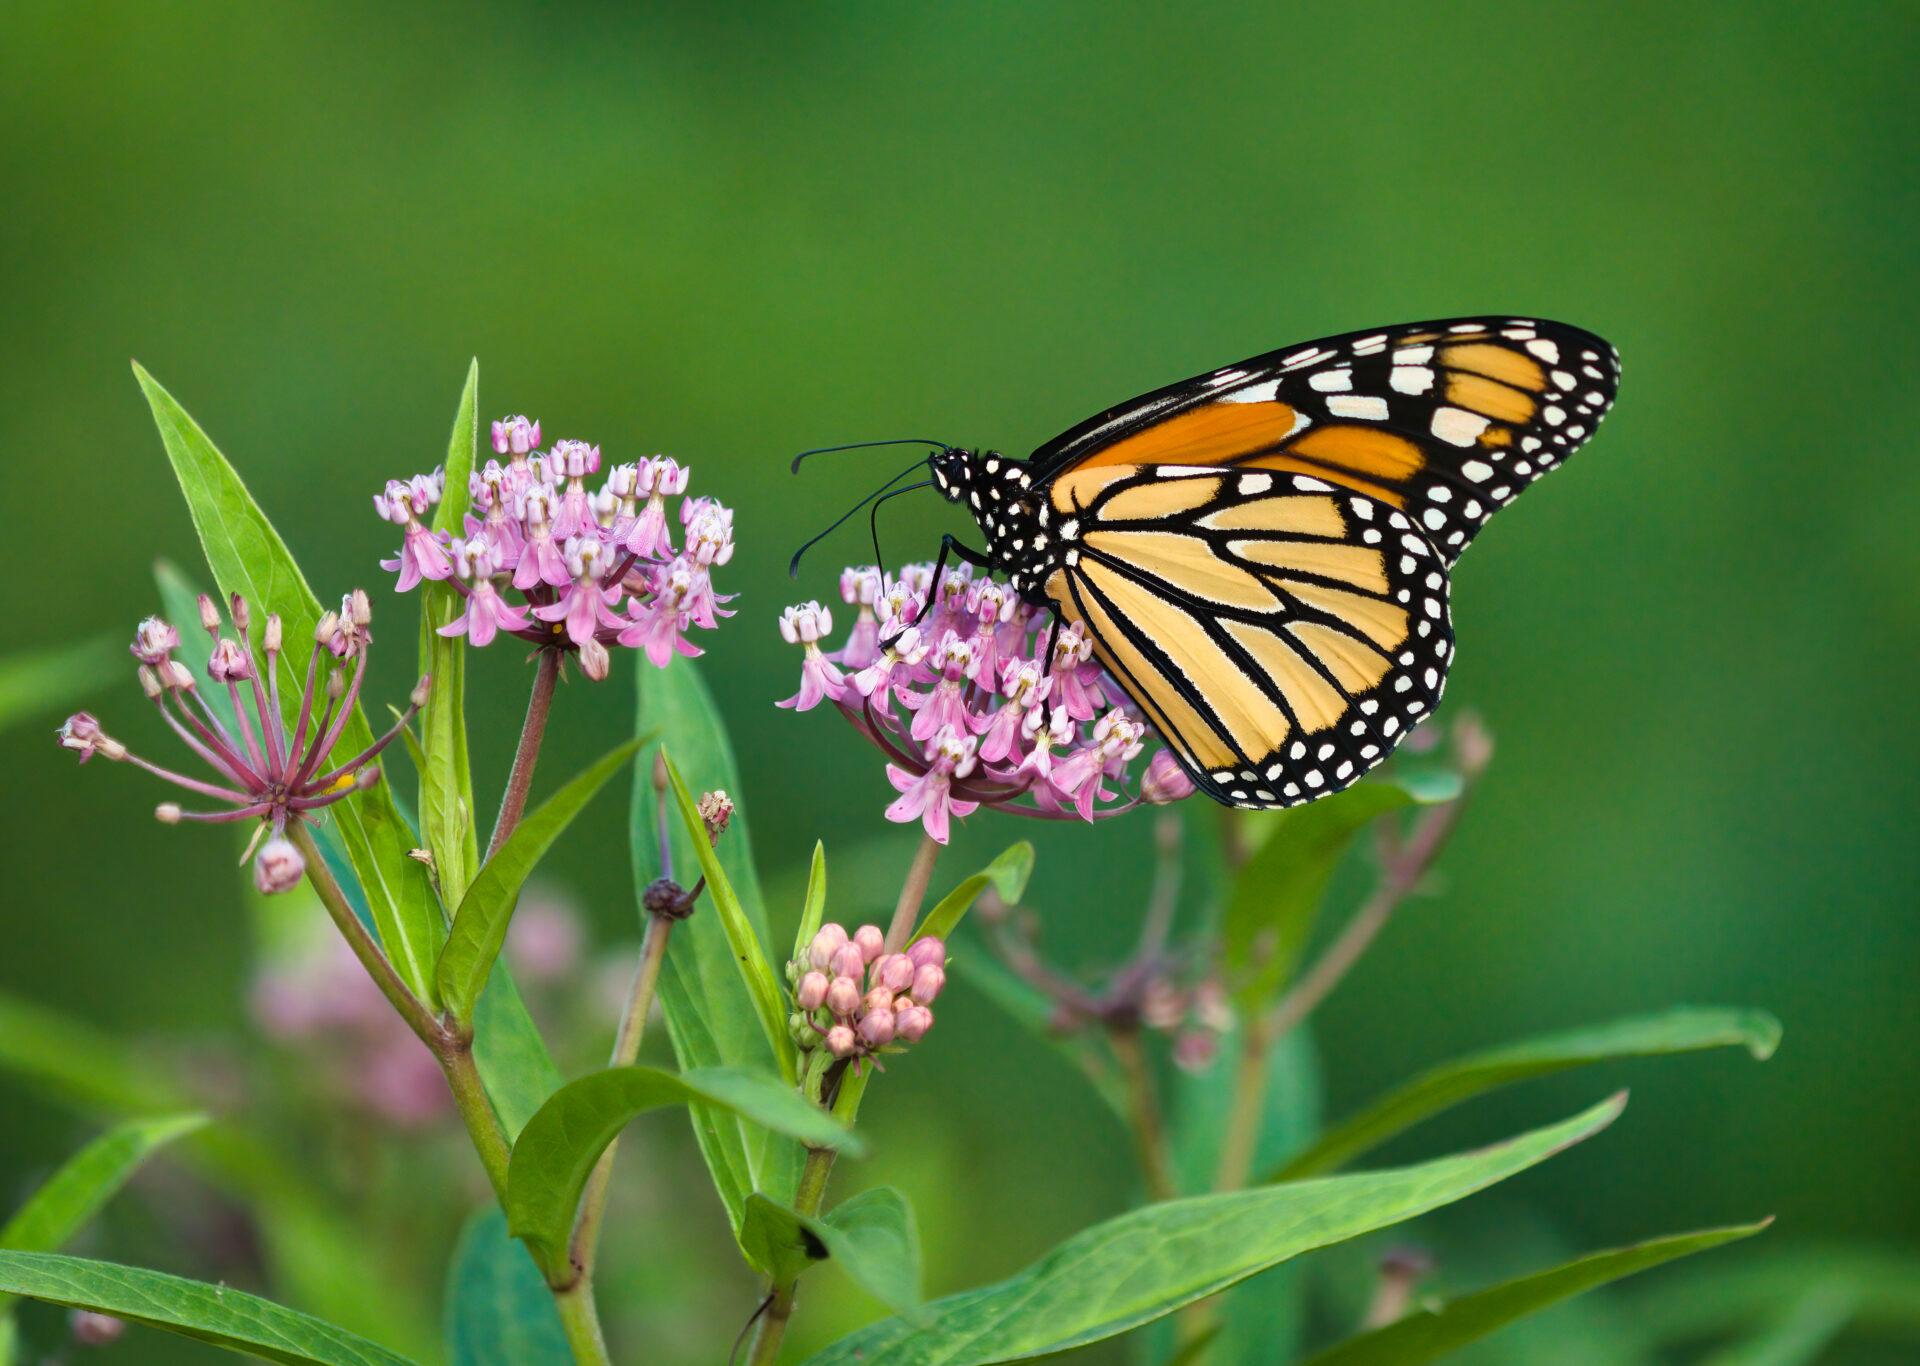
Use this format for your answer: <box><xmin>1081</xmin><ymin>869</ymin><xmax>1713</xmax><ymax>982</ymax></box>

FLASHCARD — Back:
<box><xmin>1</xmin><ymin>363</ymin><xmax>1790</xmax><ymax>1366</ymax></box>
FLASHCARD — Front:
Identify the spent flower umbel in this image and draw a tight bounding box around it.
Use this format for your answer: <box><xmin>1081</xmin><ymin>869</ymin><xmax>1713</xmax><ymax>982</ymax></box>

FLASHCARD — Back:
<box><xmin>378</xmin><ymin>419</ymin><xmax>734</xmax><ymax>678</ymax></box>
<box><xmin>59</xmin><ymin>592</ymin><xmax>424</xmax><ymax>893</ymax></box>
<box><xmin>779</xmin><ymin>562</ymin><xmax>1190</xmax><ymax>841</ymax></box>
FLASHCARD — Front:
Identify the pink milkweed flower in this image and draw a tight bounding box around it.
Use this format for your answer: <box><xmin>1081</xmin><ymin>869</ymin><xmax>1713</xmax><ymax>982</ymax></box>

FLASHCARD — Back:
<box><xmin>60</xmin><ymin>593</ymin><xmax>424</xmax><ymax>893</ymax></box>
<box><xmin>440</xmin><ymin>539</ymin><xmax>529</xmax><ymax>646</ymax></box>
<box><xmin>778</xmin><ymin>555</ymin><xmax>1182</xmax><ymax>838</ymax></box>
<box><xmin>382</xmin><ymin>414</ymin><xmax>734</xmax><ymax>682</ymax></box>
<box><xmin>374</xmin><ymin>473</ymin><xmax>455</xmax><ymax>591</ymax></box>
<box><xmin>621</xmin><ymin>456</ymin><xmax>689</xmax><ymax>559</ymax></box>
<box><xmin>1142</xmin><ymin>748</ymin><xmax>1198</xmax><ymax>804</ymax></box>
<box><xmin>885</xmin><ymin>726</ymin><xmax>980</xmax><ymax>844</ymax></box>
<box><xmin>491</xmin><ymin>414</ymin><xmax>541</xmax><ymax>456</ymax></box>
<box><xmin>833</xmin><ymin>566</ymin><xmax>886</xmax><ymax>669</ymax></box>
<box><xmin>906</xmin><ymin>632</ymin><xmax>978</xmax><ymax>742</ymax></box>
<box><xmin>776</xmin><ymin>601</ymin><xmax>845</xmax><ymax>711</ymax></box>
<box><xmin>533</xmin><ymin>537</ymin><xmax>627</xmax><ymax>646</ymax></box>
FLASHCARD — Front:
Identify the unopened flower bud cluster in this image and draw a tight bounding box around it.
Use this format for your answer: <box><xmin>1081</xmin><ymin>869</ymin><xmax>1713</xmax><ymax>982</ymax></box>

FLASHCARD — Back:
<box><xmin>787</xmin><ymin>923</ymin><xmax>945</xmax><ymax>1064</ymax></box>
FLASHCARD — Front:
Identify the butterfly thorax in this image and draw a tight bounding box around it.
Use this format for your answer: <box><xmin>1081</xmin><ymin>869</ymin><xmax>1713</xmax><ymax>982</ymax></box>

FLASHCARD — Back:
<box><xmin>931</xmin><ymin>447</ymin><xmax>1059</xmax><ymax>605</ymax></box>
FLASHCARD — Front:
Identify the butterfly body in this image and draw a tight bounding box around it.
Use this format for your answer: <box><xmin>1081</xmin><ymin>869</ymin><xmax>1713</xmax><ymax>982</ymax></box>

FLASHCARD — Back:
<box><xmin>926</xmin><ymin>316</ymin><xmax>1620</xmax><ymax>809</ymax></box>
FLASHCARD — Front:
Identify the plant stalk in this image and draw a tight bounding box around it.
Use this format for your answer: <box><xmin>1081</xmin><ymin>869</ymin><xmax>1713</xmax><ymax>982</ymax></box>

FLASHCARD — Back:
<box><xmin>1110</xmin><ymin>1026</ymin><xmax>1179</xmax><ymax>1203</ymax></box>
<box><xmin>489</xmin><ymin>646</ymin><xmax>562</xmax><ymax>859</ymax></box>
<box><xmin>552</xmin><ymin>1282</ymin><xmax>613</xmax><ymax>1366</ymax></box>
<box><xmin>884</xmin><ymin>832</ymin><xmax>942</xmax><ymax>950</ymax></box>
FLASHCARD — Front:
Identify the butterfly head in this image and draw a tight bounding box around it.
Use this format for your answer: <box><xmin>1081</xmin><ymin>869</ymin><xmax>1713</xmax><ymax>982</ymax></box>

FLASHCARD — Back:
<box><xmin>928</xmin><ymin>446</ymin><xmax>988</xmax><ymax>503</ymax></box>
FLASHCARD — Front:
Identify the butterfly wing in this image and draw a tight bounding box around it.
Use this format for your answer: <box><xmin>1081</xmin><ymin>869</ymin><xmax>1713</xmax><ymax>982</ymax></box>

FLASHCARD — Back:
<box><xmin>1040</xmin><ymin>464</ymin><xmax>1452</xmax><ymax>808</ymax></box>
<box><xmin>1030</xmin><ymin>317</ymin><xmax>1619</xmax><ymax>565</ymax></box>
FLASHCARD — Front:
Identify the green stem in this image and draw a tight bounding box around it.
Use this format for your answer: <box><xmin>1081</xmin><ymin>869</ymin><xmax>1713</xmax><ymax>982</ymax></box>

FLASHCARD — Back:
<box><xmin>1110</xmin><ymin>1026</ymin><xmax>1179</xmax><ymax>1203</ymax></box>
<box><xmin>552</xmin><ymin>1282</ymin><xmax>613</xmax><ymax>1366</ymax></box>
<box><xmin>439</xmin><ymin>1030</ymin><xmax>513</xmax><ymax>1205</ymax></box>
<box><xmin>567</xmin><ymin>911</ymin><xmax>675</xmax><ymax>1280</ymax></box>
<box><xmin>488</xmin><ymin>647</ymin><xmax>561</xmax><ymax>859</ymax></box>
<box><xmin>885</xmin><ymin>832</ymin><xmax>942</xmax><ymax>950</ymax></box>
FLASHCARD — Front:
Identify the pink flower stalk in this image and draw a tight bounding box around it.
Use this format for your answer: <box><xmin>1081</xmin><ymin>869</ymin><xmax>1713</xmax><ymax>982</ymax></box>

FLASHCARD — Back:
<box><xmin>780</xmin><ymin>564</ymin><xmax>1190</xmax><ymax>842</ymax></box>
<box><xmin>60</xmin><ymin>592</ymin><xmax>425</xmax><ymax>893</ymax></box>
<box><xmin>376</xmin><ymin>421</ymin><xmax>732</xmax><ymax>680</ymax></box>
<box><xmin>788</xmin><ymin>922</ymin><xmax>944</xmax><ymax>1071</ymax></box>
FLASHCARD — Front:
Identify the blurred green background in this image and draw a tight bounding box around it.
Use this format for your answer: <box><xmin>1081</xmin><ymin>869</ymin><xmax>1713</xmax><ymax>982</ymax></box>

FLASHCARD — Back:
<box><xmin>3</xmin><ymin>2</ymin><xmax>1916</xmax><ymax>1361</ymax></box>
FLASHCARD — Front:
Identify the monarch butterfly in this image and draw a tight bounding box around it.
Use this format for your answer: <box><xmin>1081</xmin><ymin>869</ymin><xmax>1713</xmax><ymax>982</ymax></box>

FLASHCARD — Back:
<box><xmin>799</xmin><ymin>317</ymin><xmax>1619</xmax><ymax>809</ymax></box>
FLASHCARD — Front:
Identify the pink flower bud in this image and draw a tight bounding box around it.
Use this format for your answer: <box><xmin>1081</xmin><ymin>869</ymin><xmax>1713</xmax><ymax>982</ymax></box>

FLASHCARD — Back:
<box><xmin>197</xmin><ymin>593</ymin><xmax>221</xmax><ymax>633</ymax></box>
<box><xmin>796</xmin><ymin>971</ymin><xmax>829</xmax><ymax>1011</ymax></box>
<box><xmin>863</xmin><ymin>986</ymin><xmax>895</xmax><ymax>1014</ymax></box>
<box><xmin>874</xmin><ymin>953</ymin><xmax>914</xmax><ymax>993</ymax></box>
<box><xmin>831</xmin><ymin>943</ymin><xmax>867</xmax><ymax>981</ymax></box>
<box><xmin>1142</xmin><ymin>748</ymin><xmax>1197</xmax><ymax>805</ymax></box>
<box><xmin>264</xmin><ymin>613</ymin><xmax>283</xmax><ymax>655</ymax></box>
<box><xmin>579</xmin><ymin>637</ymin><xmax>611</xmax><ymax>681</ymax></box>
<box><xmin>853</xmin><ymin>924</ymin><xmax>885</xmax><ymax>963</ymax></box>
<box><xmin>410</xmin><ymin>675</ymin><xmax>433</xmax><ymax>708</ymax></box>
<box><xmin>826</xmin><ymin>975</ymin><xmax>862</xmax><ymax>1016</ymax></box>
<box><xmin>808</xmin><ymin>923</ymin><xmax>848</xmax><ymax>970</ymax></box>
<box><xmin>910</xmin><ymin>962</ymin><xmax>945</xmax><ymax>1004</ymax></box>
<box><xmin>69</xmin><ymin>1310</ymin><xmax>126</xmax><ymax>1346</ymax></box>
<box><xmin>228</xmin><ymin>593</ymin><xmax>250</xmax><ymax>632</ymax></box>
<box><xmin>155</xmin><ymin>803</ymin><xmax>182</xmax><ymax>824</ymax></box>
<box><xmin>253</xmin><ymin>836</ymin><xmax>306</xmax><ymax>894</ymax></box>
<box><xmin>895</xmin><ymin>1005</ymin><xmax>933</xmax><ymax>1043</ymax></box>
<box><xmin>858</xmin><ymin>1007</ymin><xmax>896</xmax><ymax>1047</ymax></box>
<box><xmin>825</xmin><ymin>1024</ymin><xmax>858</xmax><ymax>1058</ymax></box>
<box><xmin>907</xmin><ymin>936</ymin><xmax>946</xmax><ymax>970</ymax></box>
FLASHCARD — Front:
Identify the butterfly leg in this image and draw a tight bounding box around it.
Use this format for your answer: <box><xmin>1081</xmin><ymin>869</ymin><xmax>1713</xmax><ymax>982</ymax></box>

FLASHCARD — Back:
<box><xmin>927</xmin><ymin>533</ymin><xmax>994</xmax><ymax>611</ymax></box>
<box><xmin>1037</xmin><ymin>609</ymin><xmax>1065</xmax><ymax>733</ymax></box>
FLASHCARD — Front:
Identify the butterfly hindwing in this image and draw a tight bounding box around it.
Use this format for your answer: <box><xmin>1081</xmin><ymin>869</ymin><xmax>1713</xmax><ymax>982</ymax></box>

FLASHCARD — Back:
<box><xmin>1040</xmin><ymin>463</ymin><xmax>1452</xmax><ymax>808</ymax></box>
<box><xmin>1029</xmin><ymin>317</ymin><xmax>1620</xmax><ymax>565</ymax></box>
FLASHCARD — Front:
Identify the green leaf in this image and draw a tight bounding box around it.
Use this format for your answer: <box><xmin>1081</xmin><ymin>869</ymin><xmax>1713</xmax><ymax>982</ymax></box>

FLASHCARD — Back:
<box><xmin>1163</xmin><ymin>1025</ymin><xmax>1321</xmax><ymax>1365</ymax></box>
<box><xmin>743</xmin><ymin>1188</ymin><xmax>925</xmax><ymax>1322</ymax></box>
<box><xmin>0</xmin><ymin>994</ymin><xmax>430</xmax><ymax>1358</ymax></box>
<box><xmin>1</xmin><ymin>1114</ymin><xmax>206</xmax><ymax>1256</ymax></box>
<box><xmin>418</xmin><ymin>360</ymin><xmax>482</xmax><ymax>907</ymax></box>
<box><xmin>444</xmin><ymin>1207</ymin><xmax>569</xmax><ymax>1366</ymax></box>
<box><xmin>633</xmin><ymin>656</ymin><xmax>802</xmax><ymax>1239</ymax></box>
<box><xmin>472</xmin><ymin>970</ymin><xmax>567</xmax><ymax>1141</ymax></box>
<box><xmin>0</xmin><ymin>1250</ymin><xmax>412</xmax><ymax>1365</ymax></box>
<box><xmin>1271</xmin><ymin>1006</ymin><xmax>1782</xmax><ymax>1181</ymax></box>
<box><xmin>804</xmin><ymin>1094</ymin><xmax>1625</xmax><ymax>1366</ymax></box>
<box><xmin>134</xmin><ymin>364</ymin><xmax>443</xmax><ymax>1005</ymax></box>
<box><xmin>1300</xmin><ymin>1223</ymin><xmax>1767</xmax><ymax>1366</ymax></box>
<box><xmin>794</xmin><ymin>841</ymin><xmax>829</xmax><ymax>962</ymax></box>
<box><xmin>0</xmin><ymin>636</ymin><xmax>119</xmax><ymax>734</ymax></box>
<box><xmin>1224</xmin><ymin>775</ymin><xmax>1457</xmax><ymax>1014</ymax></box>
<box><xmin>663</xmin><ymin>753</ymin><xmax>797</xmax><ymax>1084</ymax></box>
<box><xmin>437</xmin><ymin>738</ymin><xmax>641</xmax><ymax>1022</ymax></box>
<box><xmin>912</xmin><ymin>842</ymin><xmax>1035</xmax><ymax>945</ymax></box>
<box><xmin>506</xmin><ymin>1065</ymin><xmax>861</xmax><ymax>1272</ymax></box>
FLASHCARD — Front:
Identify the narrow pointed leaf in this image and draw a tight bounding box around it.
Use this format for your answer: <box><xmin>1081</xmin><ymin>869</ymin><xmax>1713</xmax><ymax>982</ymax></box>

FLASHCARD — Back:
<box><xmin>803</xmin><ymin>1095</ymin><xmax>1625</xmax><ymax>1365</ymax></box>
<box><xmin>1</xmin><ymin>1114</ymin><xmax>206</xmax><ymax>1256</ymax></box>
<box><xmin>1225</xmin><ymin>775</ymin><xmax>1458</xmax><ymax>1013</ymax></box>
<box><xmin>1271</xmin><ymin>1006</ymin><xmax>1781</xmax><ymax>1181</ymax></box>
<box><xmin>438</xmin><ymin>738</ymin><xmax>640</xmax><ymax>1021</ymax></box>
<box><xmin>1300</xmin><ymin>1223</ymin><xmax>1769</xmax><ymax>1366</ymax></box>
<box><xmin>663</xmin><ymin>754</ymin><xmax>797</xmax><ymax>1084</ymax></box>
<box><xmin>507</xmin><ymin>1065</ymin><xmax>861</xmax><ymax>1270</ymax></box>
<box><xmin>134</xmin><ymin>365</ymin><xmax>442</xmax><ymax>1004</ymax></box>
<box><xmin>444</xmin><ymin>1207</ymin><xmax>569</xmax><ymax>1366</ymax></box>
<box><xmin>633</xmin><ymin>657</ymin><xmax>801</xmax><ymax>1236</ymax></box>
<box><xmin>794</xmin><ymin>841</ymin><xmax>829</xmax><ymax>962</ymax></box>
<box><xmin>419</xmin><ymin>360</ymin><xmax>481</xmax><ymax>907</ymax></box>
<box><xmin>0</xmin><ymin>1250</ymin><xmax>411</xmax><ymax>1365</ymax></box>
<box><xmin>744</xmin><ymin>1188</ymin><xmax>925</xmax><ymax>1322</ymax></box>
<box><xmin>913</xmin><ymin>842</ymin><xmax>1035</xmax><ymax>944</ymax></box>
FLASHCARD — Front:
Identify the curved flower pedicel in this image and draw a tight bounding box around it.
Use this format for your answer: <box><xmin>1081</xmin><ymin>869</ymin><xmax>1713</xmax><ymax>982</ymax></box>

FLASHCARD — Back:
<box><xmin>58</xmin><ymin>591</ymin><xmax>424</xmax><ymax>893</ymax></box>
<box><xmin>376</xmin><ymin>414</ymin><xmax>734</xmax><ymax>680</ymax></box>
<box><xmin>778</xmin><ymin>562</ymin><xmax>1195</xmax><ymax>842</ymax></box>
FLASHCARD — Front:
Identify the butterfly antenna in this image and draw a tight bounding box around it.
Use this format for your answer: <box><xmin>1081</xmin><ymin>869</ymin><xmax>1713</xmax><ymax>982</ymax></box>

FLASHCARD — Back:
<box><xmin>868</xmin><ymin>477</ymin><xmax>936</xmax><ymax>570</ymax></box>
<box><xmin>790</xmin><ymin>438</ymin><xmax>952</xmax><ymax>475</ymax></box>
<box><xmin>788</xmin><ymin>460</ymin><xmax>934</xmax><ymax>578</ymax></box>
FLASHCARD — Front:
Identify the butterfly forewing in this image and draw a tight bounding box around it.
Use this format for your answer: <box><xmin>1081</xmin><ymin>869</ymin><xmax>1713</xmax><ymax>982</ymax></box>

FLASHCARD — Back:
<box><xmin>1042</xmin><ymin>465</ymin><xmax>1451</xmax><ymax>807</ymax></box>
<box><xmin>1029</xmin><ymin>317</ymin><xmax>1620</xmax><ymax>566</ymax></box>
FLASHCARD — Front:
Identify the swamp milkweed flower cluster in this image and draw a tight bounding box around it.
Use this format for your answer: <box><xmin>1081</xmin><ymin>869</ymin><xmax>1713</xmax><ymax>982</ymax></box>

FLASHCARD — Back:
<box><xmin>787</xmin><ymin>923</ymin><xmax>946</xmax><ymax>1068</ymax></box>
<box><xmin>57</xmin><ymin>591</ymin><xmax>423</xmax><ymax>894</ymax></box>
<box><xmin>778</xmin><ymin>562</ymin><xmax>1194</xmax><ymax>842</ymax></box>
<box><xmin>374</xmin><ymin>415</ymin><xmax>734</xmax><ymax>680</ymax></box>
